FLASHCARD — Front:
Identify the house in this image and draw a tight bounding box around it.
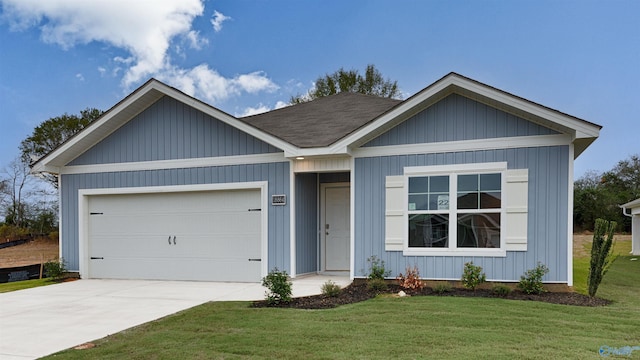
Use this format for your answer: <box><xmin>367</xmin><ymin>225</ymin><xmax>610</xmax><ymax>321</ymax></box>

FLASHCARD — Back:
<box><xmin>32</xmin><ymin>72</ymin><xmax>601</xmax><ymax>285</ymax></box>
<box><xmin>621</xmin><ymin>198</ymin><xmax>640</xmax><ymax>255</ymax></box>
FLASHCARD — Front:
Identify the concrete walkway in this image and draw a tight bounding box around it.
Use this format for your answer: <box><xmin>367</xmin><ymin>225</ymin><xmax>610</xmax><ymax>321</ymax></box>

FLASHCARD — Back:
<box><xmin>0</xmin><ymin>275</ymin><xmax>350</xmax><ymax>359</ymax></box>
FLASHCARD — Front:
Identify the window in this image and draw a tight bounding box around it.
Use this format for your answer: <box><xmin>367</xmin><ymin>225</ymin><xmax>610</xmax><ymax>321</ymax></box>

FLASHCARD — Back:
<box><xmin>385</xmin><ymin>163</ymin><xmax>528</xmax><ymax>255</ymax></box>
<box><xmin>405</xmin><ymin>163</ymin><xmax>506</xmax><ymax>254</ymax></box>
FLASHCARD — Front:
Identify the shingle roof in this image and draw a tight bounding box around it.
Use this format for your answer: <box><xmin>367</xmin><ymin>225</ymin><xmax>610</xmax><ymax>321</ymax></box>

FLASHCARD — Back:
<box><xmin>238</xmin><ymin>92</ymin><xmax>402</xmax><ymax>148</ymax></box>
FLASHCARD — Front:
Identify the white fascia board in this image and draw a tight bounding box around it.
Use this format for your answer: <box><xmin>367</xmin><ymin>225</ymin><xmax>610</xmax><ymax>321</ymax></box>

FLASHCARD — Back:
<box><xmin>60</xmin><ymin>152</ymin><xmax>286</xmax><ymax>175</ymax></box>
<box><xmin>447</xmin><ymin>76</ymin><xmax>601</xmax><ymax>139</ymax></box>
<box><xmin>333</xmin><ymin>73</ymin><xmax>599</xmax><ymax>154</ymax></box>
<box><xmin>35</xmin><ymin>80</ymin><xmax>297</xmax><ymax>175</ymax></box>
<box><xmin>34</xmin><ymin>80</ymin><xmax>163</xmax><ymax>172</ymax></box>
<box><xmin>621</xmin><ymin>198</ymin><xmax>640</xmax><ymax>209</ymax></box>
<box><xmin>353</xmin><ymin>134</ymin><xmax>572</xmax><ymax>158</ymax></box>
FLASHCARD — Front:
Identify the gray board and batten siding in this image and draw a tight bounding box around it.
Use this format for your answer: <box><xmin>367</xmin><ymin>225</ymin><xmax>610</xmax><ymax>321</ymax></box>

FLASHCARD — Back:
<box><xmin>60</xmin><ymin>95</ymin><xmax>290</xmax><ymax>273</ymax></box>
<box><xmin>354</xmin><ymin>94</ymin><xmax>569</xmax><ymax>282</ymax></box>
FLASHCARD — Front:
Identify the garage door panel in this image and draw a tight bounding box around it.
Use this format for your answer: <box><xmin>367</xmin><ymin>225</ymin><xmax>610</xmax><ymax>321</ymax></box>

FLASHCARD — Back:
<box><xmin>88</xmin><ymin>188</ymin><xmax>263</xmax><ymax>282</ymax></box>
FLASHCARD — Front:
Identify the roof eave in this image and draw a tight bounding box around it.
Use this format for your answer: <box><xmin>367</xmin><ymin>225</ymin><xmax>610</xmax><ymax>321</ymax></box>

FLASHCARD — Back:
<box><xmin>32</xmin><ymin>79</ymin><xmax>297</xmax><ymax>175</ymax></box>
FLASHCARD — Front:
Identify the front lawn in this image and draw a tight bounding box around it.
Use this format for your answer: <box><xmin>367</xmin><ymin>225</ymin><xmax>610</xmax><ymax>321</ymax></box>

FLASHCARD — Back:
<box><xmin>0</xmin><ymin>278</ymin><xmax>53</xmax><ymax>293</ymax></box>
<box><xmin>47</xmin><ymin>255</ymin><xmax>640</xmax><ymax>359</ymax></box>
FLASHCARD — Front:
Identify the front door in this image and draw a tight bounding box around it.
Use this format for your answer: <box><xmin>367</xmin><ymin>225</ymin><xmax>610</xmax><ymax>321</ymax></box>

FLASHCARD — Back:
<box><xmin>323</xmin><ymin>184</ymin><xmax>350</xmax><ymax>271</ymax></box>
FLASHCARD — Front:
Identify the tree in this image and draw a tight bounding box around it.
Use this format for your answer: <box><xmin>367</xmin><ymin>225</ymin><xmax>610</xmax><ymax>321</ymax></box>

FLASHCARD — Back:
<box><xmin>1</xmin><ymin>158</ymin><xmax>33</xmax><ymax>229</ymax></box>
<box><xmin>290</xmin><ymin>64</ymin><xmax>401</xmax><ymax>104</ymax></box>
<box><xmin>573</xmin><ymin>154</ymin><xmax>640</xmax><ymax>232</ymax></box>
<box><xmin>20</xmin><ymin>108</ymin><xmax>103</xmax><ymax>187</ymax></box>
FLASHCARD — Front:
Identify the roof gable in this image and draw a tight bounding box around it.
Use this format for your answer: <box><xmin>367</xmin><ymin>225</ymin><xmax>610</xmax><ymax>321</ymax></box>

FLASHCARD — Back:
<box><xmin>32</xmin><ymin>72</ymin><xmax>602</xmax><ymax>174</ymax></box>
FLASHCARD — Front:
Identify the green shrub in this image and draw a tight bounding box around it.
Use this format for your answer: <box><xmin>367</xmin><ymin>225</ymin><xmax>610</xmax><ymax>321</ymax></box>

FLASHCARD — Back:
<box><xmin>321</xmin><ymin>280</ymin><xmax>341</xmax><ymax>297</ymax></box>
<box><xmin>492</xmin><ymin>284</ymin><xmax>512</xmax><ymax>297</ymax></box>
<box><xmin>44</xmin><ymin>258</ymin><xmax>67</xmax><ymax>281</ymax></box>
<box><xmin>518</xmin><ymin>262</ymin><xmax>549</xmax><ymax>294</ymax></box>
<box><xmin>432</xmin><ymin>282</ymin><xmax>452</xmax><ymax>294</ymax></box>
<box><xmin>366</xmin><ymin>256</ymin><xmax>391</xmax><ymax>280</ymax></box>
<box><xmin>588</xmin><ymin>218</ymin><xmax>618</xmax><ymax>297</ymax></box>
<box><xmin>261</xmin><ymin>268</ymin><xmax>292</xmax><ymax>305</ymax></box>
<box><xmin>396</xmin><ymin>265</ymin><xmax>425</xmax><ymax>290</ymax></box>
<box><xmin>461</xmin><ymin>262</ymin><xmax>486</xmax><ymax>291</ymax></box>
<box><xmin>367</xmin><ymin>278</ymin><xmax>388</xmax><ymax>291</ymax></box>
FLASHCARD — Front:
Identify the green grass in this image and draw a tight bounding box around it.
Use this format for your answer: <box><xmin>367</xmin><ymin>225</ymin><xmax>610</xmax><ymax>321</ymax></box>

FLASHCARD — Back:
<box><xmin>46</xmin><ymin>256</ymin><xmax>640</xmax><ymax>360</ymax></box>
<box><xmin>0</xmin><ymin>278</ymin><xmax>53</xmax><ymax>293</ymax></box>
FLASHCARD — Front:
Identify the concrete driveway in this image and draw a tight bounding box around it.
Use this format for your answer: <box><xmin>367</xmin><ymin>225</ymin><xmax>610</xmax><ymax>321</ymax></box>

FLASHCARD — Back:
<box><xmin>0</xmin><ymin>276</ymin><xmax>350</xmax><ymax>359</ymax></box>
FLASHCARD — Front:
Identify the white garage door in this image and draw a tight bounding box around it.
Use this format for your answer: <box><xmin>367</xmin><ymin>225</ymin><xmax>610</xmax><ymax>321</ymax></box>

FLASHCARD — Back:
<box><xmin>87</xmin><ymin>189</ymin><xmax>262</xmax><ymax>282</ymax></box>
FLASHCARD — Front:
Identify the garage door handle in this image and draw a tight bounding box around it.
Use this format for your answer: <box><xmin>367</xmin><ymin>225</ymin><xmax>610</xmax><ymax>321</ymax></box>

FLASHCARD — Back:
<box><xmin>168</xmin><ymin>236</ymin><xmax>172</xmax><ymax>245</ymax></box>
<box><xmin>248</xmin><ymin>258</ymin><xmax>261</xmax><ymax>262</ymax></box>
<box><xmin>90</xmin><ymin>257</ymin><xmax>104</xmax><ymax>260</ymax></box>
<box><xmin>173</xmin><ymin>236</ymin><xmax>176</xmax><ymax>245</ymax></box>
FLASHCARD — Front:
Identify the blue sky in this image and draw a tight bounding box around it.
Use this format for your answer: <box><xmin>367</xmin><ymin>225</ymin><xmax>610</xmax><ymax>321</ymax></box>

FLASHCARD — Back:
<box><xmin>0</xmin><ymin>0</ymin><xmax>638</xmax><ymax>178</ymax></box>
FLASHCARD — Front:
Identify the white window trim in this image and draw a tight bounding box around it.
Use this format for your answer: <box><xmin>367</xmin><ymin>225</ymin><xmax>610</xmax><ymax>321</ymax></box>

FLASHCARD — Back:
<box><xmin>403</xmin><ymin>162</ymin><xmax>507</xmax><ymax>257</ymax></box>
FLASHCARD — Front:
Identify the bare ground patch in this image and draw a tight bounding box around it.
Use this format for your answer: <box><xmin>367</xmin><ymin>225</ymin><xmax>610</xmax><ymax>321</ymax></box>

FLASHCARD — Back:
<box><xmin>0</xmin><ymin>237</ymin><xmax>59</xmax><ymax>268</ymax></box>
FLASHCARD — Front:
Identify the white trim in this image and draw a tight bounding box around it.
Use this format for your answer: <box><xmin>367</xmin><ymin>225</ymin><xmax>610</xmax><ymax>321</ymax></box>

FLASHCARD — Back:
<box><xmin>353</xmin><ymin>134</ymin><xmax>571</xmax><ymax>158</ymax></box>
<box><xmin>77</xmin><ymin>181</ymin><xmax>269</xmax><ymax>280</ymax></box>
<box><xmin>567</xmin><ymin>144</ymin><xmax>575</xmax><ymax>286</ymax></box>
<box><xmin>57</xmin><ymin>174</ymin><xmax>64</xmax><ymax>265</ymax></box>
<box><xmin>60</xmin><ymin>153</ymin><xmax>286</xmax><ymax>175</ymax></box>
<box><xmin>402</xmin><ymin>162</ymin><xmax>508</xmax><ymax>257</ymax></box>
<box><xmin>289</xmin><ymin>160</ymin><xmax>296</xmax><ymax>278</ymax></box>
<box><xmin>349</xmin><ymin>157</ymin><xmax>356</xmax><ymax>280</ymax></box>
<box><xmin>33</xmin><ymin>80</ymin><xmax>296</xmax><ymax>172</ymax></box>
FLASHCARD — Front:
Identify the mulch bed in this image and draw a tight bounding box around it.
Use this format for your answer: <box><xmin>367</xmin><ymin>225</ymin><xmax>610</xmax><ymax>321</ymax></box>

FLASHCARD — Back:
<box><xmin>252</xmin><ymin>282</ymin><xmax>611</xmax><ymax>309</ymax></box>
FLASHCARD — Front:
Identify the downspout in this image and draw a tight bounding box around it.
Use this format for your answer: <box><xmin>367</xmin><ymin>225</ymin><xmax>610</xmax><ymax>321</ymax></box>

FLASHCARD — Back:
<box><xmin>620</xmin><ymin>205</ymin><xmax>633</xmax><ymax>218</ymax></box>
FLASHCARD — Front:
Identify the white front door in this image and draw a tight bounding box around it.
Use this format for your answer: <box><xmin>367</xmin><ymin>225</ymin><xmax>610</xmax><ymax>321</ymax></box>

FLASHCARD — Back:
<box><xmin>323</xmin><ymin>184</ymin><xmax>350</xmax><ymax>271</ymax></box>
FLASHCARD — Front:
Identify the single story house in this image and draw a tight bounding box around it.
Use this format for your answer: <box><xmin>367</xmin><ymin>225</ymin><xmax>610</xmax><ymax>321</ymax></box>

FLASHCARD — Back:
<box><xmin>32</xmin><ymin>72</ymin><xmax>601</xmax><ymax>285</ymax></box>
<box><xmin>621</xmin><ymin>198</ymin><xmax>640</xmax><ymax>255</ymax></box>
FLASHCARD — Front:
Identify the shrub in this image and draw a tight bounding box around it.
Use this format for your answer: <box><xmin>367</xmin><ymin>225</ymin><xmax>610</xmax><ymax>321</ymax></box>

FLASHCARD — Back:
<box><xmin>396</xmin><ymin>265</ymin><xmax>425</xmax><ymax>290</ymax></box>
<box><xmin>44</xmin><ymin>258</ymin><xmax>67</xmax><ymax>281</ymax></box>
<box><xmin>588</xmin><ymin>218</ymin><xmax>618</xmax><ymax>297</ymax></box>
<box><xmin>518</xmin><ymin>262</ymin><xmax>549</xmax><ymax>294</ymax></box>
<box><xmin>461</xmin><ymin>262</ymin><xmax>486</xmax><ymax>291</ymax></box>
<box><xmin>321</xmin><ymin>280</ymin><xmax>341</xmax><ymax>297</ymax></box>
<box><xmin>492</xmin><ymin>284</ymin><xmax>512</xmax><ymax>297</ymax></box>
<box><xmin>367</xmin><ymin>278</ymin><xmax>388</xmax><ymax>291</ymax></box>
<box><xmin>366</xmin><ymin>256</ymin><xmax>391</xmax><ymax>280</ymax></box>
<box><xmin>432</xmin><ymin>282</ymin><xmax>452</xmax><ymax>294</ymax></box>
<box><xmin>261</xmin><ymin>268</ymin><xmax>292</xmax><ymax>305</ymax></box>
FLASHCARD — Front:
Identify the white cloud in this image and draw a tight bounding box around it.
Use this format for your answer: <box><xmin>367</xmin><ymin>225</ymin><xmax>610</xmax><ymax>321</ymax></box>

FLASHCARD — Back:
<box><xmin>185</xmin><ymin>30</ymin><xmax>208</xmax><ymax>50</ymax></box>
<box><xmin>97</xmin><ymin>66</ymin><xmax>106</xmax><ymax>76</ymax></box>
<box><xmin>158</xmin><ymin>64</ymin><xmax>278</xmax><ymax>104</ymax></box>
<box><xmin>1</xmin><ymin>1</ymin><xmax>278</xmax><ymax>105</ymax></box>
<box><xmin>211</xmin><ymin>10</ymin><xmax>231</xmax><ymax>32</ymax></box>
<box><xmin>239</xmin><ymin>104</ymin><xmax>271</xmax><ymax>117</ymax></box>
<box><xmin>75</xmin><ymin>73</ymin><xmax>84</xmax><ymax>81</ymax></box>
<box><xmin>275</xmin><ymin>101</ymin><xmax>288</xmax><ymax>109</ymax></box>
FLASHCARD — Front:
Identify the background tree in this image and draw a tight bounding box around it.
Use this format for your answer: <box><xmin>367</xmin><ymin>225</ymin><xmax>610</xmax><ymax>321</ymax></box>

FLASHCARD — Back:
<box><xmin>20</xmin><ymin>108</ymin><xmax>103</xmax><ymax>188</ymax></box>
<box><xmin>290</xmin><ymin>64</ymin><xmax>401</xmax><ymax>104</ymax></box>
<box><xmin>574</xmin><ymin>154</ymin><xmax>640</xmax><ymax>232</ymax></box>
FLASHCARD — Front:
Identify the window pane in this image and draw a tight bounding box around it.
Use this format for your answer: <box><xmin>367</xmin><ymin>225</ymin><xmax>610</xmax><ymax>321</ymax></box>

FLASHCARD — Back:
<box><xmin>457</xmin><ymin>192</ymin><xmax>478</xmax><ymax>209</ymax></box>
<box><xmin>458</xmin><ymin>174</ymin><xmax>478</xmax><ymax>192</ymax></box>
<box><xmin>457</xmin><ymin>213</ymin><xmax>500</xmax><ymax>248</ymax></box>
<box><xmin>409</xmin><ymin>177</ymin><xmax>428</xmax><ymax>193</ymax></box>
<box><xmin>480</xmin><ymin>173</ymin><xmax>501</xmax><ymax>191</ymax></box>
<box><xmin>430</xmin><ymin>194</ymin><xmax>449</xmax><ymax>210</ymax></box>
<box><xmin>409</xmin><ymin>214</ymin><xmax>449</xmax><ymax>248</ymax></box>
<box><xmin>480</xmin><ymin>192</ymin><xmax>501</xmax><ymax>209</ymax></box>
<box><xmin>430</xmin><ymin>176</ymin><xmax>449</xmax><ymax>192</ymax></box>
<box><xmin>408</xmin><ymin>195</ymin><xmax>429</xmax><ymax>211</ymax></box>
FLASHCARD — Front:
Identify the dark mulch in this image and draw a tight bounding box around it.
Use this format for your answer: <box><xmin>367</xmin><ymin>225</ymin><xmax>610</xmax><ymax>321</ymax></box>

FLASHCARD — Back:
<box><xmin>252</xmin><ymin>282</ymin><xmax>612</xmax><ymax>309</ymax></box>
